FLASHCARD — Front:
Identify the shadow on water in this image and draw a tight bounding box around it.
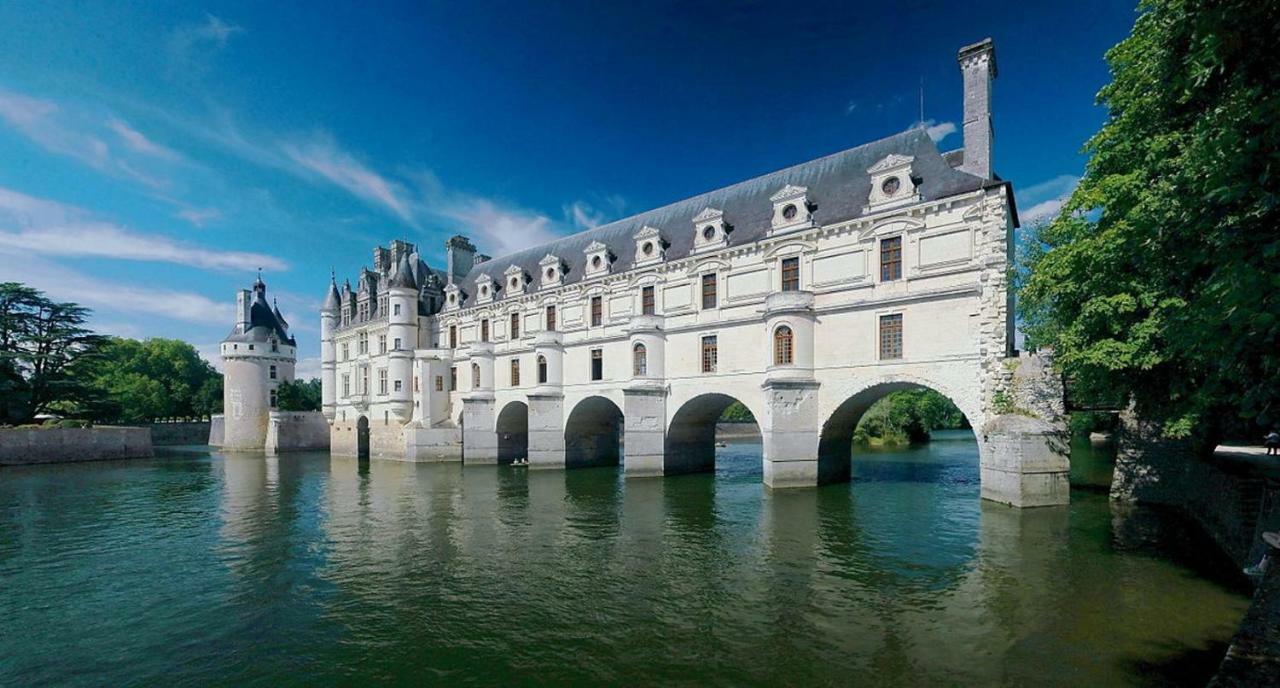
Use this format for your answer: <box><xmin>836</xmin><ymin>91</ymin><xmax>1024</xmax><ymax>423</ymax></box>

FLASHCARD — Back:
<box><xmin>1123</xmin><ymin>639</ymin><xmax>1232</xmax><ymax>688</ymax></box>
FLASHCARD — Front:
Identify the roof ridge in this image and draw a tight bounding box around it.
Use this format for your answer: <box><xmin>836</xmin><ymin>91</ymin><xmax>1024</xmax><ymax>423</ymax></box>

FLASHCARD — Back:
<box><xmin>482</xmin><ymin>127</ymin><xmax>926</xmax><ymax>266</ymax></box>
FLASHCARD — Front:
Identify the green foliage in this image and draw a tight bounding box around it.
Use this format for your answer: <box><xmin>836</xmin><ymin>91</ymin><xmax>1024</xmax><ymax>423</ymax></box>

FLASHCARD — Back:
<box><xmin>0</xmin><ymin>282</ymin><xmax>108</xmax><ymax>425</ymax></box>
<box><xmin>854</xmin><ymin>389</ymin><xmax>965</xmax><ymax>445</ymax></box>
<box><xmin>1068</xmin><ymin>411</ymin><xmax>1118</xmax><ymax>436</ymax></box>
<box><xmin>719</xmin><ymin>401</ymin><xmax>756</xmax><ymax>423</ymax></box>
<box><xmin>1018</xmin><ymin>0</ymin><xmax>1280</xmax><ymax>440</ymax></box>
<box><xmin>85</xmin><ymin>337</ymin><xmax>221</xmax><ymax>423</ymax></box>
<box><xmin>276</xmin><ymin>378</ymin><xmax>322</xmax><ymax>411</ymax></box>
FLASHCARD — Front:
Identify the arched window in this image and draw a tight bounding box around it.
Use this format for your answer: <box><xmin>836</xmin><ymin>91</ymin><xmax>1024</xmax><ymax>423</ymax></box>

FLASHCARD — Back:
<box><xmin>471</xmin><ymin>362</ymin><xmax>481</xmax><ymax>388</ymax></box>
<box><xmin>633</xmin><ymin>343</ymin><xmax>647</xmax><ymax>377</ymax></box>
<box><xmin>537</xmin><ymin>355</ymin><xmax>548</xmax><ymax>384</ymax></box>
<box><xmin>774</xmin><ymin>325</ymin><xmax>794</xmax><ymax>365</ymax></box>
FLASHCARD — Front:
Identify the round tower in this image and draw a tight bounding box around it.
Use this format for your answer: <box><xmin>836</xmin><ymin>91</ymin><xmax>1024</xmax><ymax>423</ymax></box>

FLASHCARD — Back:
<box><xmin>386</xmin><ymin>255</ymin><xmax>417</xmax><ymax>422</ymax></box>
<box><xmin>220</xmin><ymin>275</ymin><xmax>296</xmax><ymax>451</ymax></box>
<box><xmin>320</xmin><ymin>274</ymin><xmax>340</xmax><ymax>421</ymax></box>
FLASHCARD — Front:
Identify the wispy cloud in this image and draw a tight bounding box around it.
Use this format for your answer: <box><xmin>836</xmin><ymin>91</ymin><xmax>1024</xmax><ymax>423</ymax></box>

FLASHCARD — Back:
<box><xmin>1017</xmin><ymin>174</ymin><xmax>1081</xmax><ymax>225</ymax></box>
<box><xmin>106</xmin><ymin>117</ymin><xmax>181</xmax><ymax>161</ymax></box>
<box><xmin>0</xmin><ymin>87</ymin><xmax>178</xmax><ymax>189</ymax></box>
<box><xmin>282</xmin><ymin>134</ymin><xmax>417</xmax><ymax>225</ymax></box>
<box><xmin>436</xmin><ymin>197</ymin><xmax>562</xmax><ymax>257</ymax></box>
<box><xmin>0</xmin><ymin>250</ymin><xmax>236</xmax><ymax>325</ymax></box>
<box><xmin>175</xmin><ymin>207</ymin><xmax>222</xmax><ymax>227</ymax></box>
<box><xmin>917</xmin><ymin>119</ymin><xmax>957</xmax><ymax>144</ymax></box>
<box><xmin>0</xmin><ymin>187</ymin><xmax>286</xmax><ymax>271</ymax></box>
<box><xmin>167</xmin><ymin>13</ymin><xmax>243</xmax><ymax>78</ymax></box>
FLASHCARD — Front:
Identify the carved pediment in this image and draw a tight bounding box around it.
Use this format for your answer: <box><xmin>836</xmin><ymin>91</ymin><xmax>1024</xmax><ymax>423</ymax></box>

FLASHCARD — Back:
<box><xmin>634</xmin><ymin>225</ymin><xmax>662</xmax><ymax>240</ymax></box>
<box><xmin>868</xmin><ymin>154</ymin><xmax>914</xmax><ymax>174</ymax></box>
<box><xmin>769</xmin><ymin>184</ymin><xmax>808</xmax><ymax>203</ymax></box>
<box><xmin>693</xmin><ymin>207</ymin><xmax>723</xmax><ymax>223</ymax></box>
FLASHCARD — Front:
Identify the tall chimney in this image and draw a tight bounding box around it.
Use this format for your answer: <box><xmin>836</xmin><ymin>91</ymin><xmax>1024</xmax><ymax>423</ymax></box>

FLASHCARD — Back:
<box><xmin>958</xmin><ymin>38</ymin><xmax>997</xmax><ymax>179</ymax></box>
<box><xmin>445</xmin><ymin>234</ymin><xmax>477</xmax><ymax>285</ymax></box>
<box><xmin>236</xmin><ymin>289</ymin><xmax>252</xmax><ymax>333</ymax></box>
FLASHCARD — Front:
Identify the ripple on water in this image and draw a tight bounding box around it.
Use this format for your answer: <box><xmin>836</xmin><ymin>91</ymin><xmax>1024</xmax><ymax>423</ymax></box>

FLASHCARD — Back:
<box><xmin>0</xmin><ymin>439</ymin><xmax>1250</xmax><ymax>687</ymax></box>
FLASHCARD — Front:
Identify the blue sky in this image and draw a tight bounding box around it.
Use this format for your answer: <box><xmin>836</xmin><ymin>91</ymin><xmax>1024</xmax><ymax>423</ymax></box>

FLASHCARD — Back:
<box><xmin>0</xmin><ymin>1</ymin><xmax>1136</xmax><ymax>376</ymax></box>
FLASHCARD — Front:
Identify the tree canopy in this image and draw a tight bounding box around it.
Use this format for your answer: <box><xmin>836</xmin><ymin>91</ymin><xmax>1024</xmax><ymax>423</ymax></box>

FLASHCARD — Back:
<box><xmin>1018</xmin><ymin>0</ymin><xmax>1280</xmax><ymax>440</ymax></box>
<box><xmin>0</xmin><ymin>282</ymin><xmax>108</xmax><ymax>425</ymax></box>
<box><xmin>276</xmin><ymin>378</ymin><xmax>321</xmax><ymax>412</ymax></box>
<box><xmin>85</xmin><ymin>337</ymin><xmax>222</xmax><ymax>423</ymax></box>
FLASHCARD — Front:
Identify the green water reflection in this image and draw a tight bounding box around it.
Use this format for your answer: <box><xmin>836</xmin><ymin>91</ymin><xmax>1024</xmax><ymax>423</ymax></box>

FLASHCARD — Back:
<box><xmin>0</xmin><ymin>431</ymin><xmax>1248</xmax><ymax>686</ymax></box>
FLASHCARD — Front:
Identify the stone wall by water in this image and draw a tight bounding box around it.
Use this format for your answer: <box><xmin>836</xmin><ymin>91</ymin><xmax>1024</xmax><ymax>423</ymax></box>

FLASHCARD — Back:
<box><xmin>149</xmin><ymin>422</ymin><xmax>212</xmax><ymax>446</ymax></box>
<box><xmin>0</xmin><ymin>426</ymin><xmax>153</xmax><ymax>466</ymax></box>
<box><xmin>265</xmin><ymin>411</ymin><xmax>330</xmax><ymax>454</ymax></box>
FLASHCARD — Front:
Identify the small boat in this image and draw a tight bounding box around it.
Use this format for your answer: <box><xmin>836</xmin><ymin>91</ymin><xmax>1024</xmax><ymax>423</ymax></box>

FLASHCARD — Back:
<box><xmin>511</xmin><ymin>457</ymin><xmax>529</xmax><ymax>466</ymax></box>
<box><xmin>715</xmin><ymin>441</ymin><xmax>728</xmax><ymax>448</ymax></box>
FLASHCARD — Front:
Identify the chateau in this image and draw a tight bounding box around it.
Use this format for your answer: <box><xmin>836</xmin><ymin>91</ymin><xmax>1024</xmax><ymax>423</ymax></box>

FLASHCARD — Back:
<box><xmin>319</xmin><ymin>40</ymin><xmax>1068</xmax><ymax>506</ymax></box>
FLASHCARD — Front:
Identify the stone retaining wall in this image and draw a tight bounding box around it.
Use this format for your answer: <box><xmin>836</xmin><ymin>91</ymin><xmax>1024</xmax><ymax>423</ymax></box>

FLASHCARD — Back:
<box><xmin>0</xmin><ymin>426</ymin><xmax>153</xmax><ymax>466</ymax></box>
<box><xmin>265</xmin><ymin>411</ymin><xmax>330</xmax><ymax>454</ymax></box>
<box><xmin>148</xmin><ymin>422</ymin><xmax>211</xmax><ymax>446</ymax></box>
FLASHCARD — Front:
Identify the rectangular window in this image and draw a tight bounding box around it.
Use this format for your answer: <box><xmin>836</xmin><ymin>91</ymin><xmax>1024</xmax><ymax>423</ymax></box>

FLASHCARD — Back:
<box><xmin>435</xmin><ymin>375</ymin><xmax>443</xmax><ymax>392</ymax></box>
<box><xmin>393</xmin><ymin>303</ymin><xmax>401</xmax><ymax>316</ymax></box>
<box><xmin>701</xmin><ymin>273</ymin><xmax>717</xmax><ymax>309</ymax></box>
<box><xmin>546</xmin><ymin>305</ymin><xmax>556</xmax><ymax>331</ymax></box>
<box><xmin>510</xmin><ymin>358</ymin><xmax>520</xmax><ymax>386</ymax></box>
<box><xmin>481</xmin><ymin>319</ymin><xmax>489</xmax><ymax>342</ymax></box>
<box><xmin>361</xmin><ymin>367</ymin><xmax>369</xmax><ymax>394</ymax></box>
<box><xmin>879</xmin><ymin>314</ymin><xmax>903</xmax><ymax>360</ymax></box>
<box><xmin>248</xmin><ymin>344</ymin><xmax>255</xmax><ymax>351</ymax></box>
<box><xmin>394</xmin><ymin>379</ymin><xmax>403</xmax><ymax>392</ymax></box>
<box><xmin>591</xmin><ymin>296</ymin><xmax>602</xmax><ymax>326</ymax></box>
<box><xmin>642</xmin><ymin>286</ymin><xmax>655</xmax><ymax>315</ymax></box>
<box><xmin>342</xmin><ymin>343</ymin><xmax>349</xmax><ymax>361</ymax></box>
<box><xmin>269</xmin><ymin>389</ymin><xmax>277</xmax><ymax>408</ymax></box>
<box><xmin>342</xmin><ymin>374</ymin><xmax>350</xmax><ymax>398</ymax></box>
<box><xmin>449</xmin><ymin>326</ymin><xmax>457</xmax><ymax>348</ymax></box>
<box><xmin>272</xmin><ymin>342</ymin><xmax>279</xmax><ymax>352</ymax></box>
<box><xmin>393</xmin><ymin>337</ymin><xmax>401</xmax><ymax>350</ymax></box>
<box><xmin>510</xmin><ymin>313</ymin><xmax>520</xmax><ymax>339</ymax></box>
<box><xmin>591</xmin><ymin>348</ymin><xmax>603</xmax><ymax>381</ymax></box>
<box><xmin>701</xmin><ymin>335</ymin><xmax>718</xmax><ymax>373</ymax></box>
<box><xmin>269</xmin><ymin>365</ymin><xmax>277</xmax><ymax>380</ymax></box>
<box><xmin>880</xmin><ymin>236</ymin><xmax>902</xmax><ymax>281</ymax></box>
<box><xmin>378</xmin><ymin>335</ymin><xmax>387</xmax><ymax>354</ymax></box>
<box><xmin>449</xmin><ymin>366</ymin><xmax>457</xmax><ymax>391</ymax></box>
<box><xmin>378</xmin><ymin>369</ymin><xmax>388</xmax><ymax>395</ymax></box>
<box><xmin>781</xmin><ymin>257</ymin><xmax>800</xmax><ymax>291</ymax></box>
<box><xmin>414</xmin><ymin>376</ymin><xmax>419</xmax><ymax>392</ymax></box>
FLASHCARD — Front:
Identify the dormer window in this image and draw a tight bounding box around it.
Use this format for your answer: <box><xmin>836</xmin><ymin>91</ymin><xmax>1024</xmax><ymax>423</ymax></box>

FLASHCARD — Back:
<box><xmin>634</xmin><ymin>226</ymin><xmax>666</xmax><ymax>267</ymax></box>
<box><xmin>504</xmin><ymin>264</ymin><xmax>526</xmax><ymax>297</ymax></box>
<box><xmin>583</xmin><ymin>241</ymin><xmax>612</xmax><ymax>279</ymax></box>
<box><xmin>866</xmin><ymin>154</ymin><xmax>920</xmax><ymax>211</ymax></box>
<box><xmin>539</xmin><ymin>254</ymin><xmax>565</xmax><ymax>288</ymax></box>
<box><xmin>769</xmin><ymin>184</ymin><xmax>813</xmax><ymax>234</ymax></box>
<box><xmin>443</xmin><ymin>283</ymin><xmax>461</xmax><ymax>311</ymax></box>
<box><xmin>474</xmin><ymin>273</ymin><xmax>496</xmax><ymax>305</ymax></box>
<box><xmin>692</xmin><ymin>208</ymin><xmax>728</xmax><ymax>253</ymax></box>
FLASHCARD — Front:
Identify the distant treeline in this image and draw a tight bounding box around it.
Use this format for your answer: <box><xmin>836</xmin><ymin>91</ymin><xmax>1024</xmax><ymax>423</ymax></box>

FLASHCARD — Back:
<box><xmin>717</xmin><ymin>389</ymin><xmax>966</xmax><ymax>445</ymax></box>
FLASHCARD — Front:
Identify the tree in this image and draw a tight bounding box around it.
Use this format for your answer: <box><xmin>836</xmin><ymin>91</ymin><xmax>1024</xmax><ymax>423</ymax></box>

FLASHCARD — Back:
<box><xmin>854</xmin><ymin>389</ymin><xmax>965</xmax><ymax>445</ymax></box>
<box><xmin>1019</xmin><ymin>0</ymin><xmax>1280</xmax><ymax>442</ymax></box>
<box><xmin>0</xmin><ymin>283</ymin><xmax>107</xmax><ymax>424</ymax></box>
<box><xmin>276</xmin><ymin>378</ymin><xmax>321</xmax><ymax>411</ymax></box>
<box><xmin>85</xmin><ymin>337</ymin><xmax>221</xmax><ymax>423</ymax></box>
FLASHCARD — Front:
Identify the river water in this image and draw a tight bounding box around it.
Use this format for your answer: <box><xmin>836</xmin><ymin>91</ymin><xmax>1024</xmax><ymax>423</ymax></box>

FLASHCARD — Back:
<box><xmin>0</xmin><ymin>431</ymin><xmax>1249</xmax><ymax>686</ymax></box>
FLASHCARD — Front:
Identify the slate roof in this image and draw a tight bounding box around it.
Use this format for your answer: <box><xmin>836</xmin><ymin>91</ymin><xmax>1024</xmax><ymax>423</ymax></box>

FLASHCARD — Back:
<box><xmin>452</xmin><ymin>127</ymin><xmax>1001</xmax><ymax>308</ymax></box>
<box><xmin>224</xmin><ymin>285</ymin><xmax>296</xmax><ymax>345</ymax></box>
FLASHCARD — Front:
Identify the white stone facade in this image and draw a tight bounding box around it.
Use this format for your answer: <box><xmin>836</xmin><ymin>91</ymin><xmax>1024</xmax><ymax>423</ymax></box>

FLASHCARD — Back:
<box><xmin>320</xmin><ymin>39</ymin><xmax>1068</xmax><ymax>506</ymax></box>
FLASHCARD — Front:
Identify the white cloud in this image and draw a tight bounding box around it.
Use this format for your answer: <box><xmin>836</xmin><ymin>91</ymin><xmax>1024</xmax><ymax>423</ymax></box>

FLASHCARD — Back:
<box><xmin>0</xmin><ymin>250</ymin><xmax>235</xmax><ymax>325</ymax></box>
<box><xmin>564</xmin><ymin>200</ymin><xmax>606</xmax><ymax>230</ymax></box>
<box><xmin>917</xmin><ymin>119</ymin><xmax>957</xmax><ymax>144</ymax></box>
<box><xmin>282</xmin><ymin>134</ymin><xmax>416</xmax><ymax>225</ymax></box>
<box><xmin>175</xmin><ymin>207</ymin><xmax>222</xmax><ymax>227</ymax></box>
<box><xmin>436</xmin><ymin>197</ymin><xmax>562</xmax><ymax>256</ymax></box>
<box><xmin>0</xmin><ymin>187</ymin><xmax>286</xmax><ymax>271</ymax></box>
<box><xmin>294</xmin><ymin>356</ymin><xmax>322</xmax><ymax>380</ymax></box>
<box><xmin>168</xmin><ymin>13</ymin><xmax>243</xmax><ymax>75</ymax></box>
<box><xmin>1017</xmin><ymin>174</ymin><xmax>1081</xmax><ymax>225</ymax></box>
<box><xmin>106</xmin><ymin>117</ymin><xmax>181</xmax><ymax>161</ymax></box>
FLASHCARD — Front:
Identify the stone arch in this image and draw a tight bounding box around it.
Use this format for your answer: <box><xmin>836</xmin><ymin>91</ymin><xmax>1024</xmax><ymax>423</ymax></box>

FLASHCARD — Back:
<box><xmin>564</xmin><ymin>395</ymin><xmax>624</xmax><ymax>468</ymax></box>
<box><xmin>356</xmin><ymin>415</ymin><xmax>370</xmax><ymax>459</ymax></box>
<box><xmin>496</xmin><ymin>400</ymin><xmax>529</xmax><ymax>464</ymax></box>
<box><xmin>817</xmin><ymin>374</ymin><xmax>979</xmax><ymax>484</ymax></box>
<box><xmin>664</xmin><ymin>392</ymin><xmax>762</xmax><ymax>476</ymax></box>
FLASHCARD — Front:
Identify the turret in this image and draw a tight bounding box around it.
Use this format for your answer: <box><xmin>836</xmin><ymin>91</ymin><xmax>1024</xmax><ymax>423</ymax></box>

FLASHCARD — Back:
<box><xmin>219</xmin><ymin>274</ymin><xmax>296</xmax><ymax>450</ymax></box>
<box><xmin>320</xmin><ymin>274</ymin><xmax>340</xmax><ymax>420</ymax></box>
<box><xmin>387</xmin><ymin>255</ymin><xmax>418</xmax><ymax>421</ymax></box>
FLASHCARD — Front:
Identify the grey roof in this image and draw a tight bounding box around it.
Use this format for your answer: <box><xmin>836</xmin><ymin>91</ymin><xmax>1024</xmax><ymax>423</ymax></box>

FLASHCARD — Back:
<box><xmin>389</xmin><ymin>255</ymin><xmax>416</xmax><ymax>289</ymax></box>
<box><xmin>453</xmin><ymin>127</ymin><xmax>996</xmax><ymax>308</ymax></box>
<box><xmin>322</xmin><ymin>279</ymin><xmax>341</xmax><ymax>313</ymax></box>
<box><xmin>225</xmin><ymin>282</ymin><xmax>296</xmax><ymax>345</ymax></box>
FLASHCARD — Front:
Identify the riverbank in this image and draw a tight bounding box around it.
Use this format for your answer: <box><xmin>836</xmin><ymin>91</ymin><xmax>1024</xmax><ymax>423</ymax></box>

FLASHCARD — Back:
<box><xmin>0</xmin><ymin>426</ymin><xmax>153</xmax><ymax>466</ymax></box>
